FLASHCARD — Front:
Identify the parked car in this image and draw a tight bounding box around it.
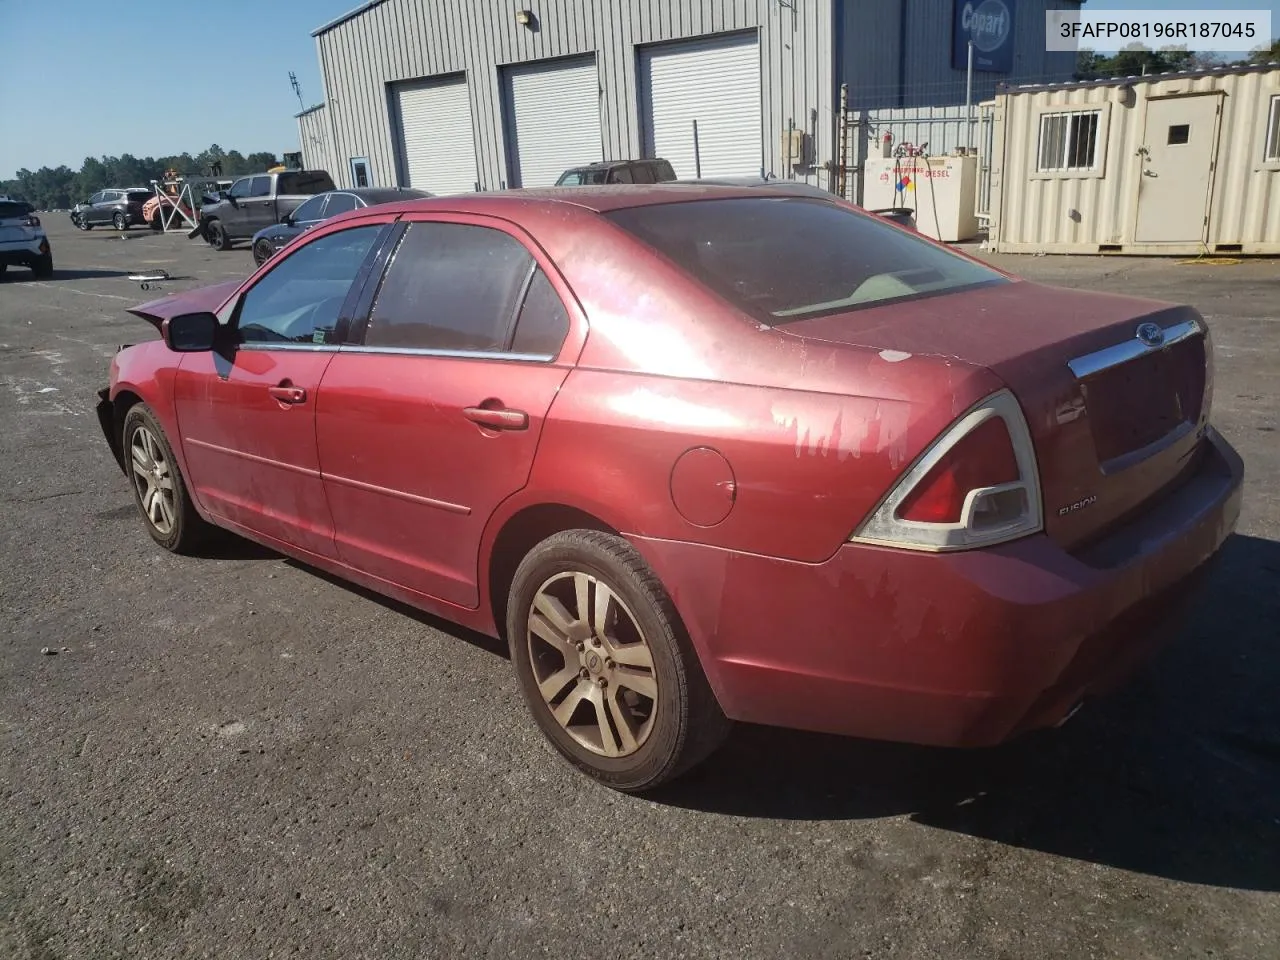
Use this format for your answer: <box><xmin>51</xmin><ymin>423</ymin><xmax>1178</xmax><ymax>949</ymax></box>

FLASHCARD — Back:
<box><xmin>71</xmin><ymin>188</ymin><xmax>153</xmax><ymax>231</ymax></box>
<box><xmin>686</xmin><ymin>175</ymin><xmax>918</xmax><ymax>230</ymax></box>
<box><xmin>94</xmin><ymin>184</ymin><xmax>1242</xmax><ymax>793</ymax></box>
<box><xmin>555</xmin><ymin>158</ymin><xmax>676</xmax><ymax>185</ymax></box>
<box><xmin>249</xmin><ymin>187</ymin><xmax>431</xmax><ymax>266</ymax></box>
<box><xmin>0</xmin><ymin>199</ymin><xmax>53</xmax><ymax>278</ymax></box>
<box><xmin>197</xmin><ymin>169</ymin><xmax>335</xmax><ymax>251</ymax></box>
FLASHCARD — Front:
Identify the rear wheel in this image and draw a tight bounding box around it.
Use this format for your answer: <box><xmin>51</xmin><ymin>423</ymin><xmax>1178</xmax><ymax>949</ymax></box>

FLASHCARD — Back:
<box><xmin>506</xmin><ymin>529</ymin><xmax>731</xmax><ymax>793</ymax></box>
<box><xmin>112</xmin><ymin>212</ymin><xmax>128</xmax><ymax>231</ymax></box>
<box><xmin>31</xmin><ymin>254</ymin><xmax>53</xmax><ymax>279</ymax></box>
<box><xmin>121</xmin><ymin>404</ymin><xmax>210</xmax><ymax>554</ymax></box>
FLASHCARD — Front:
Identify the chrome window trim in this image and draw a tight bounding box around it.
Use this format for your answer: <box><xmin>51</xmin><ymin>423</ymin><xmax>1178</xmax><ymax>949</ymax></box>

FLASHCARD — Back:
<box><xmin>1067</xmin><ymin>318</ymin><xmax>1202</xmax><ymax>380</ymax></box>
<box><xmin>238</xmin><ymin>343</ymin><xmax>341</xmax><ymax>352</ymax></box>
<box><xmin>341</xmin><ymin>345</ymin><xmax>556</xmax><ymax>362</ymax></box>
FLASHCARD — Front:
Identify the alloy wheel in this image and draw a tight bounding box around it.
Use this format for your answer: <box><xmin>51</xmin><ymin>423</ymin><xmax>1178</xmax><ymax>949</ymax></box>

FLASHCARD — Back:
<box><xmin>130</xmin><ymin>424</ymin><xmax>176</xmax><ymax>535</ymax></box>
<box><xmin>526</xmin><ymin>571</ymin><xmax>659</xmax><ymax>758</ymax></box>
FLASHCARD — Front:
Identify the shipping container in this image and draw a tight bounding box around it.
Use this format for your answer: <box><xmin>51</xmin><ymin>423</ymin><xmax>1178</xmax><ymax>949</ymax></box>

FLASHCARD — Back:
<box><xmin>986</xmin><ymin>63</ymin><xmax>1280</xmax><ymax>256</ymax></box>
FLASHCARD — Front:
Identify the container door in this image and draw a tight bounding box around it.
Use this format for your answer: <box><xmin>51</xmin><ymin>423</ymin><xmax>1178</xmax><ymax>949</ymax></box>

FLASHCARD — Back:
<box><xmin>1134</xmin><ymin>95</ymin><xmax>1221</xmax><ymax>244</ymax></box>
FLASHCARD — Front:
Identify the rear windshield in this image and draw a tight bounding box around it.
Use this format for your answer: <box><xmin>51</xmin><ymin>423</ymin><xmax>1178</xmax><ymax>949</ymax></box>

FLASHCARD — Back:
<box><xmin>605</xmin><ymin>197</ymin><xmax>1007</xmax><ymax>324</ymax></box>
<box><xmin>279</xmin><ymin>171</ymin><xmax>335</xmax><ymax>195</ymax></box>
<box><xmin>0</xmin><ymin>201</ymin><xmax>33</xmax><ymax>218</ymax></box>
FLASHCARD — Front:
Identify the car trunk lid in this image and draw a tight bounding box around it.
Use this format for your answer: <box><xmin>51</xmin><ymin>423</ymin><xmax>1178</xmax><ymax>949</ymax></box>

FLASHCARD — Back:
<box><xmin>782</xmin><ymin>280</ymin><xmax>1212</xmax><ymax>551</ymax></box>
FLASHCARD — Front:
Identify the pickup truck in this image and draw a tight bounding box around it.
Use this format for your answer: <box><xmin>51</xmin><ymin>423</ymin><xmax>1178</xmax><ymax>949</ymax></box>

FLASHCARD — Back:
<box><xmin>197</xmin><ymin>170</ymin><xmax>335</xmax><ymax>251</ymax></box>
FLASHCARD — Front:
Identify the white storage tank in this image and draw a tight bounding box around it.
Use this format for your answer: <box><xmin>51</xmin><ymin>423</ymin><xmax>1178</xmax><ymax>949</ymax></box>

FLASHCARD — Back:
<box><xmin>863</xmin><ymin>153</ymin><xmax>981</xmax><ymax>243</ymax></box>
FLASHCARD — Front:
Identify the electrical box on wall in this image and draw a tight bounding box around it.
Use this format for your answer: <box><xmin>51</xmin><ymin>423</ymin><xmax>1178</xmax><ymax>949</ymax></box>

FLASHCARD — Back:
<box><xmin>781</xmin><ymin>128</ymin><xmax>808</xmax><ymax>168</ymax></box>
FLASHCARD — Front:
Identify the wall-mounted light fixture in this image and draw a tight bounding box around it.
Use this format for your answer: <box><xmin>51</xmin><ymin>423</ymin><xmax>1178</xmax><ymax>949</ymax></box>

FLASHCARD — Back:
<box><xmin>515</xmin><ymin>10</ymin><xmax>533</xmax><ymax>26</ymax></box>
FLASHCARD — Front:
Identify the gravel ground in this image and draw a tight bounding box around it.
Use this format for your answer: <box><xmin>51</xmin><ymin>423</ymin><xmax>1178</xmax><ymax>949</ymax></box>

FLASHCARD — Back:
<box><xmin>1</xmin><ymin>219</ymin><xmax>1277</xmax><ymax>960</ymax></box>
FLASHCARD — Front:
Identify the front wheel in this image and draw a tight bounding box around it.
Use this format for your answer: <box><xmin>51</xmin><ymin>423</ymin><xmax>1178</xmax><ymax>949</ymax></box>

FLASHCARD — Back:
<box><xmin>76</xmin><ymin>216</ymin><xmax>92</xmax><ymax>231</ymax></box>
<box><xmin>121</xmin><ymin>404</ymin><xmax>211</xmax><ymax>553</ymax></box>
<box><xmin>507</xmin><ymin>529</ymin><xmax>731</xmax><ymax>793</ymax></box>
<box><xmin>252</xmin><ymin>238</ymin><xmax>274</xmax><ymax>267</ymax></box>
<box><xmin>205</xmin><ymin>219</ymin><xmax>231</xmax><ymax>251</ymax></box>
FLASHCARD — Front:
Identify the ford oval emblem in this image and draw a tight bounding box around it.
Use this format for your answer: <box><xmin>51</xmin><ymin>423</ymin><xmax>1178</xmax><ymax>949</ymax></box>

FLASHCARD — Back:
<box><xmin>1136</xmin><ymin>322</ymin><xmax>1164</xmax><ymax>347</ymax></box>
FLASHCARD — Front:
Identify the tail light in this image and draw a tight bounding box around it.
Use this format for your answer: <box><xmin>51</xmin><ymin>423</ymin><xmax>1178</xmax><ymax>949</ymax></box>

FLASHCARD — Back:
<box><xmin>22</xmin><ymin>215</ymin><xmax>40</xmax><ymax>227</ymax></box>
<box><xmin>851</xmin><ymin>389</ymin><xmax>1043</xmax><ymax>551</ymax></box>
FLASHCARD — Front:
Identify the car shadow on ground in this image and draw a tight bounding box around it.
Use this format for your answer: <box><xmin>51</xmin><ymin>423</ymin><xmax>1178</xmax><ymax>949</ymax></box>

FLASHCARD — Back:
<box><xmin>651</xmin><ymin>532</ymin><xmax>1280</xmax><ymax>892</ymax></box>
<box><xmin>0</xmin><ymin>268</ymin><xmax>134</xmax><ymax>282</ymax></box>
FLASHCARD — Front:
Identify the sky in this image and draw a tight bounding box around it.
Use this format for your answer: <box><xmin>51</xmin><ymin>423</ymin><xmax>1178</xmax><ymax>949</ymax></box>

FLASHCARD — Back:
<box><xmin>1</xmin><ymin>0</ymin><xmax>1277</xmax><ymax>179</ymax></box>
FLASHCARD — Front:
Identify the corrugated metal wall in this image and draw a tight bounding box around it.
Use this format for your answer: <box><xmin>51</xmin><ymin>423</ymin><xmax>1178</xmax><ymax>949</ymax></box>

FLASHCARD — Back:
<box><xmin>840</xmin><ymin>0</ymin><xmax>1082</xmax><ymax>110</ymax></box>
<box><xmin>307</xmin><ymin>0</ymin><xmax>836</xmax><ymax>191</ymax></box>
<box><xmin>297</xmin><ymin>105</ymin><xmax>340</xmax><ymax>180</ymax></box>
<box><xmin>989</xmin><ymin>67</ymin><xmax>1280</xmax><ymax>255</ymax></box>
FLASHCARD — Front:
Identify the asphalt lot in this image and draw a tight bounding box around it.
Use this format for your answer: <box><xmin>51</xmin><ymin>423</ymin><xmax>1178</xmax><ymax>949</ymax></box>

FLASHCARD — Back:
<box><xmin>1</xmin><ymin>217</ymin><xmax>1278</xmax><ymax>960</ymax></box>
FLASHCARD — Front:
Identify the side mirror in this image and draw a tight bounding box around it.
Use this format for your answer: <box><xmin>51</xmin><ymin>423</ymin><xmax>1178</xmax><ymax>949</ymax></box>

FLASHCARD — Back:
<box><xmin>163</xmin><ymin>312</ymin><xmax>220</xmax><ymax>352</ymax></box>
<box><xmin>281</xmin><ymin>214</ymin><xmax>294</xmax><ymax>227</ymax></box>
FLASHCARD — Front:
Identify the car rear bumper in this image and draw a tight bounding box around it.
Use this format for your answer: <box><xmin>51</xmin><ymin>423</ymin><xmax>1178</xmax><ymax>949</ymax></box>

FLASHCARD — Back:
<box><xmin>631</xmin><ymin>427</ymin><xmax>1244</xmax><ymax>748</ymax></box>
<box><xmin>0</xmin><ymin>236</ymin><xmax>49</xmax><ymax>264</ymax></box>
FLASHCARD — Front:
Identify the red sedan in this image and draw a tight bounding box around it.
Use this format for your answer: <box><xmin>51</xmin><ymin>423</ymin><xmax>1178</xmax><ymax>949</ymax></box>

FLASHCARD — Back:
<box><xmin>95</xmin><ymin>185</ymin><xmax>1243</xmax><ymax>792</ymax></box>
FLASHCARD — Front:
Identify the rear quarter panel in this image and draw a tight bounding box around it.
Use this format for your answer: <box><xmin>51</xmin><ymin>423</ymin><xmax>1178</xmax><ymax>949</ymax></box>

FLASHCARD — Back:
<box><xmin>502</xmin><ymin>206</ymin><xmax>1006</xmax><ymax>563</ymax></box>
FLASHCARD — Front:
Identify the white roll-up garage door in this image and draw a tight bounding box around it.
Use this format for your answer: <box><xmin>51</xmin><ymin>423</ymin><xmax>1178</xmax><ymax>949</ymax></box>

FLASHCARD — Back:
<box><xmin>502</xmin><ymin>55</ymin><xmax>602</xmax><ymax>188</ymax></box>
<box><xmin>392</xmin><ymin>75</ymin><xmax>478</xmax><ymax>196</ymax></box>
<box><xmin>640</xmin><ymin>33</ymin><xmax>763</xmax><ymax>179</ymax></box>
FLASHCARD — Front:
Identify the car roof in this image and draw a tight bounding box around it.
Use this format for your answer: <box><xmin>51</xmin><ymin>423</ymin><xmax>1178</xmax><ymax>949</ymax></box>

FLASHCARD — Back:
<box><xmin>335</xmin><ymin>187</ymin><xmax>432</xmax><ymax>203</ymax></box>
<box><xmin>566</xmin><ymin>158</ymin><xmax>666</xmax><ymax>171</ymax></box>
<box><xmin>357</xmin><ymin>183</ymin><xmax>830</xmax><ymax>219</ymax></box>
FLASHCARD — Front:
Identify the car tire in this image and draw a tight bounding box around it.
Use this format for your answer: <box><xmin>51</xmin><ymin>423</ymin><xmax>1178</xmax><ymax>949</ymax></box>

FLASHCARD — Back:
<box><xmin>77</xmin><ymin>217</ymin><xmax>92</xmax><ymax>231</ymax></box>
<box><xmin>113</xmin><ymin>212</ymin><xmax>128</xmax><ymax>231</ymax></box>
<box><xmin>206</xmin><ymin>219</ymin><xmax>231</xmax><ymax>251</ymax></box>
<box><xmin>506</xmin><ymin>529</ymin><xmax>731</xmax><ymax>793</ymax></box>
<box><xmin>252</xmin><ymin>238</ymin><xmax>274</xmax><ymax>267</ymax></box>
<box><xmin>0</xmin><ymin>263</ymin><xmax>6</xmax><ymax>279</ymax></box>
<box><xmin>31</xmin><ymin>254</ymin><xmax>53</xmax><ymax>279</ymax></box>
<box><xmin>121</xmin><ymin>403</ymin><xmax>210</xmax><ymax>554</ymax></box>
<box><xmin>149</xmin><ymin>215</ymin><xmax>163</xmax><ymax>232</ymax></box>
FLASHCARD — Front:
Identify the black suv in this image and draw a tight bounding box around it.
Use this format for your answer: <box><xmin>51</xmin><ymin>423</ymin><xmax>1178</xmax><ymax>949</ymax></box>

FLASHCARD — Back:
<box><xmin>555</xmin><ymin>158</ymin><xmax>677</xmax><ymax>186</ymax></box>
<box><xmin>71</xmin><ymin>188</ymin><xmax>153</xmax><ymax>231</ymax></box>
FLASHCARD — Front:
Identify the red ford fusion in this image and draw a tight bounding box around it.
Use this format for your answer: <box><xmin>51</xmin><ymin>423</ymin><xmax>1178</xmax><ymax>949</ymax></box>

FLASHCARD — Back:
<box><xmin>95</xmin><ymin>185</ymin><xmax>1243</xmax><ymax>792</ymax></box>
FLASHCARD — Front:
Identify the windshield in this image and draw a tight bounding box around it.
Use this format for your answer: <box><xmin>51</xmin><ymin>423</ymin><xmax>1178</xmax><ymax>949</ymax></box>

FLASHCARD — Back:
<box><xmin>605</xmin><ymin>197</ymin><xmax>1008</xmax><ymax>324</ymax></box>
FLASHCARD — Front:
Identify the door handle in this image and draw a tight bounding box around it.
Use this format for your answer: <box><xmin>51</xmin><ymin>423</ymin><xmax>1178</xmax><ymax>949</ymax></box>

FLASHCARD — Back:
<box><xmin>463</xmin><ymin>405</ymin><xmax>528</xmax><ymax>431</ymax></box>
<box><xmin>268</xmin><ymin>384</ymin><xmax>307</xmax><ymax>404</ymax></box>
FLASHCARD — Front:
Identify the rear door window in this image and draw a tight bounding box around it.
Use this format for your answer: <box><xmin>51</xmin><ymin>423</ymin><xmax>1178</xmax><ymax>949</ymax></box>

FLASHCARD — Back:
<box><xmin>510</xmin><ymin>268</ymin><xmax>570</xmax><ymax>357</ymax></box>
<box><xmin>607</xmin><ymin>165</ymin><xmax>634</xmax><ymax>184</ymax></box>
<box><xmin>323</xmin><ymin>193</ymin><xmax>359</xmax><ymax>217</ymax></box>
<box><xmin>250</xmin><ymin>177</ymin><xmax>273</xmax><ymax>198</ymax></box>
<box><xmin>362</xmin><ymin>222</ymin><xmax>533</xmax><ymax>352</ymax></box>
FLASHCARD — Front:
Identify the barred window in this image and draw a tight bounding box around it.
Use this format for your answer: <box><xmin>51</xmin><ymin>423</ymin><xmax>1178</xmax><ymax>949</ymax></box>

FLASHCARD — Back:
<box><xmin>1037</xmin><ymin>110</ymin><xmax>1102</xmax><ymax>172</ymax></box>
<box><xmin>1265</xmin><ymin>96</ymin><xmax>1280</xmax><ymax>163</ymax></box>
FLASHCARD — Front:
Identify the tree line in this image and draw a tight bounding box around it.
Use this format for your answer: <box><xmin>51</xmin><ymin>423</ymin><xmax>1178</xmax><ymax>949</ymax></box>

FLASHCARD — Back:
<box><xmin>1075</xmin><ymin>38</ymin><xmax>1280</xmax><ymax>82</ymax></box>
<box><xmin>1</xmin><ymin>145</ymin><xmax>281</xmax><ymax>211</ymax></box>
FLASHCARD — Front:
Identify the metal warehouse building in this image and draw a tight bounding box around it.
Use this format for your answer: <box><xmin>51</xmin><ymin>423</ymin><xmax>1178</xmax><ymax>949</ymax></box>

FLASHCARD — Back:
<box><xmin>297</xmin><ymin>0</ymin><xmax>1081</xmax><ymax>194</ymax></box>
<box><xmin>985</xmin><ymin>63</ymin><xmax>1280</xmax><ymax>256</ymax></box>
